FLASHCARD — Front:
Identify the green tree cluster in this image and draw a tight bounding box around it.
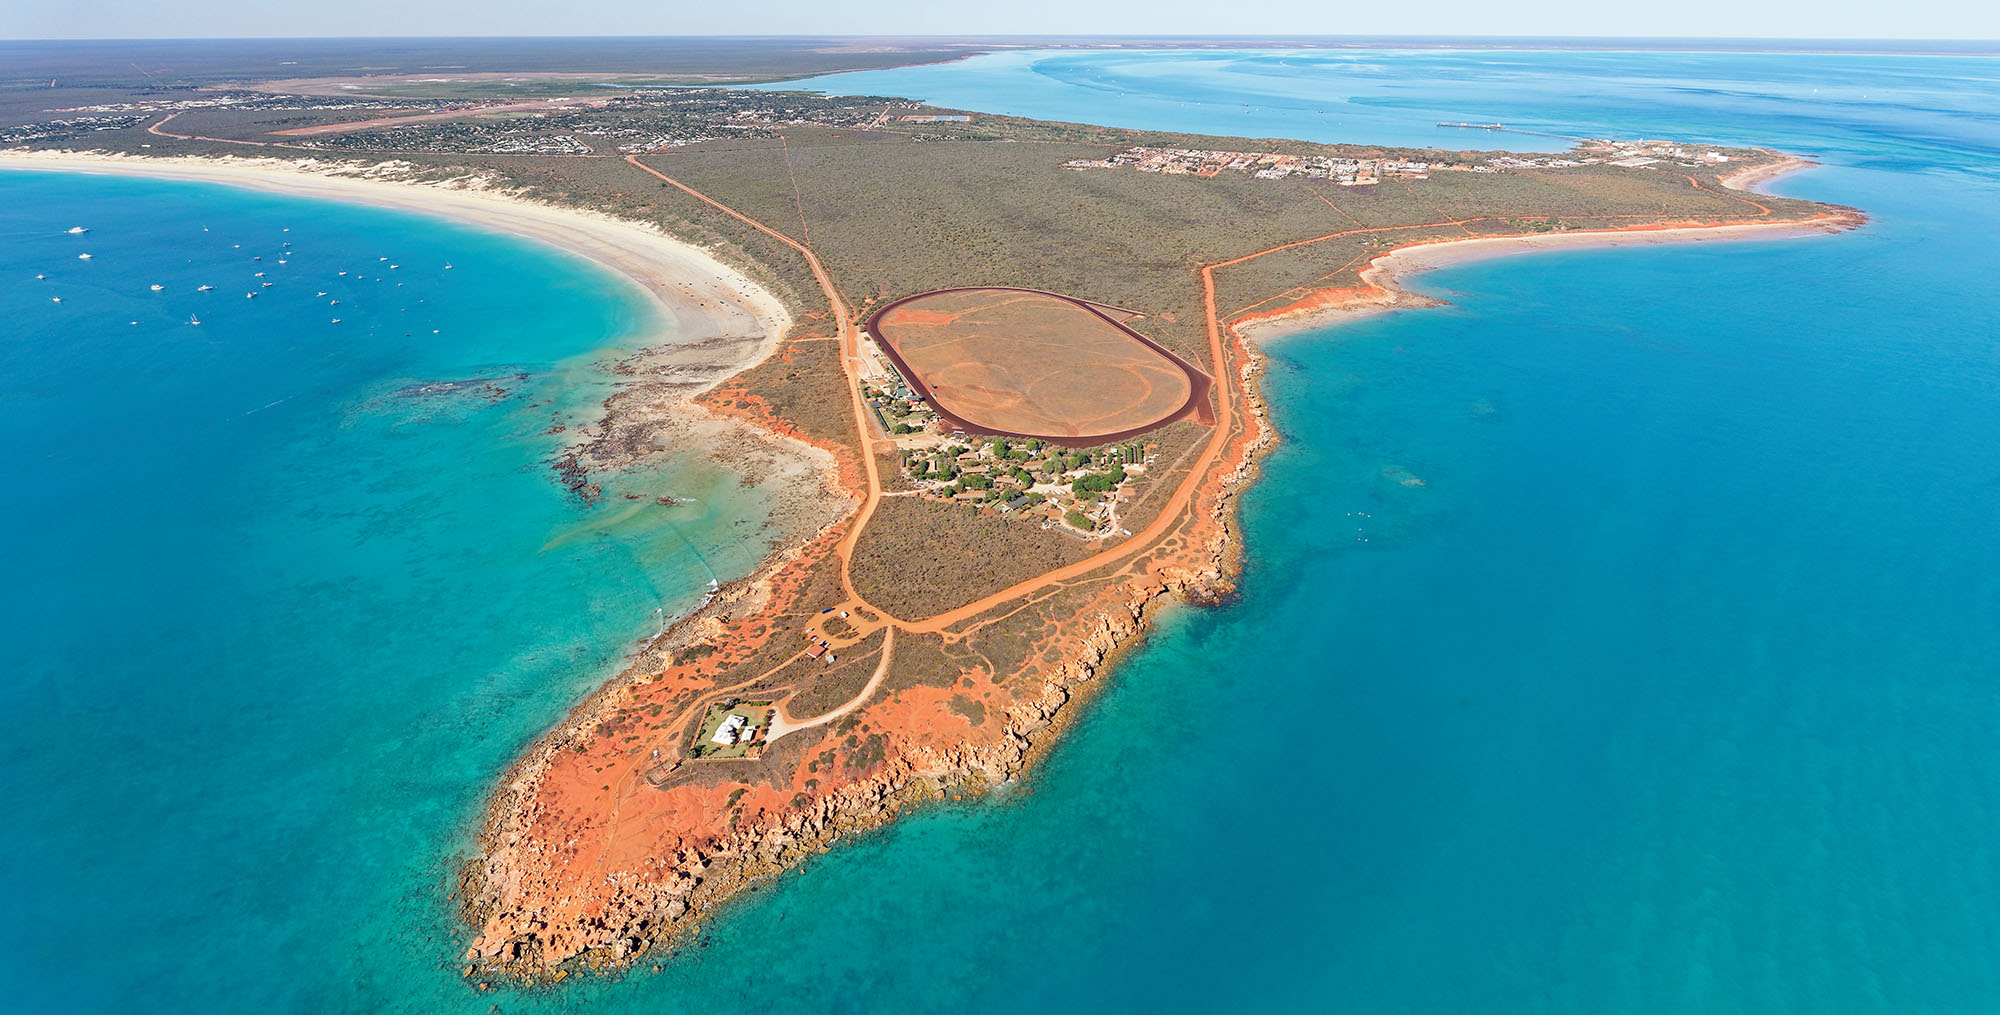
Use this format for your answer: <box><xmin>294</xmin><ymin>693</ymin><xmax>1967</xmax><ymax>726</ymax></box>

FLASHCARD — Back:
<box><xmin>1070</xmin><ymin>466</ymin><xmax>1127</xmax><ymax>496</ymax></box>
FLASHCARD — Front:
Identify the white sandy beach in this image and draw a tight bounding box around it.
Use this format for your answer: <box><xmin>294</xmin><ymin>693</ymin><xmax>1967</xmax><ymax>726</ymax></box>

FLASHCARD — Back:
<box><xmin>1367</xmin><ymin>214</ymin><xmax>1845</xmax><ymax>283</ymax></box>
<box><xmin>0</xmin><ymin>147</ymin><xmax>850</xmax><ymax>555</ymax></box>
<box><xmin>1235</xmin><ymin>170</ymin><xmax>1853</xmax><ymax>344</ymax></box>
<box><xmin>0</xmin><ymin>149</ymin><xmax>792</xmax><ymax>378</ymax></box>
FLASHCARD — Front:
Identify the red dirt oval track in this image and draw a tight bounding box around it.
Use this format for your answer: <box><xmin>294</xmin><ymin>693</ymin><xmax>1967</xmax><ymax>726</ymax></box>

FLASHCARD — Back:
<box><xmin>864</xmin><ymin>287</ymin><xmax>1214</xmax><ymax>446</ymax></box>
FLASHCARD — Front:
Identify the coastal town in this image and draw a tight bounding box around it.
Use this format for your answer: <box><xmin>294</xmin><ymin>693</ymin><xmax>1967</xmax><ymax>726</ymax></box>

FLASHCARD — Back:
<box><xmin>289</xmin><ymin>90</ymin><xmax>914</xmax><ymax>154</ymax></box>
<box><xmin>1062</xmin><ymin>137</ymin><xmax>1738</xmax><ymax>184</ymax></box>
<box><xmin>1064</xmin><ymin>144</ymin><xmax>1439</xmax><ymax>185</ymax></box>
<box><xmin>2</xmin><ymin>87</ymin><xmax>924</xmax><ymax>154</ymax></box>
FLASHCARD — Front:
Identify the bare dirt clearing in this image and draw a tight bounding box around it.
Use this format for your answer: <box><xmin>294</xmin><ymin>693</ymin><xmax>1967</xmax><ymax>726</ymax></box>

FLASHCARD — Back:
<box><xmin>867</xmin><ymin>287</ymin><xmax>1211</xmax><ymax>445</ymax></box>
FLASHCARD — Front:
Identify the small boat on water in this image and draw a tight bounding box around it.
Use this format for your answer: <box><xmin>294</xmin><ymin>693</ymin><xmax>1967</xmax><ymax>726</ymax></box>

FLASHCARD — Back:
<box><xmin>197</xmin><ymin>284</ymin><xmax>213</xmax><ymax>292</ymax></box>
<box><xmin>188</xmin><ymin>314</ymin><xmax>200</xmax><ymax>325</ymax></box>
<box><xmin>66</xmin><ymin>226</ymin><xmax>87</xmax><ymax>234</ymax></box>
<box><xmin>150</xmin><ymin>284</ymin><xmax>164</xmax><ymax>292</ymax></box>
<box><xmin>51</xmin><ymin>296</ymin><xmax>61</xmax><ymax>303</ymax></box>
<box><xmin>254</xmin><ymin>271</ymin><xmax>265</xmax><ymax>277</ymax></box>
<box><xmin>444</xmin><ymin>263</ymin><xmax>454</xmax><ymax>270</ymax></box>
<box><xmin>245</xmin><ymin>292</ymin><xmax>257</xmax><ymax>299</ymax></box>
<box><xmin>338</xmin><ymin>271</ymin><xmax>348</xmax><ymax>276</ymax></box>
<box><xmin>316</xmin><ymin>291</ymin><xmax>328</xmax><ymax>297</ymax></box>
<box><xmin>330</xmin><ymin>318</ymin><xmax>342</xmax><ymax>324</ymax></box>
<box><xmin>329</xmin><ymin>299</ymin><xmax>340</xmax><ymax>306</ymax></box>
<box><xmin>35</xmin><ymin>274</ymin><xmax>45</xmax><ymax>280</ymax></box>
<box><xmin>77</xmin><ymin>253</ymin><xmax>92</xmax><ymax>260</ymax></box>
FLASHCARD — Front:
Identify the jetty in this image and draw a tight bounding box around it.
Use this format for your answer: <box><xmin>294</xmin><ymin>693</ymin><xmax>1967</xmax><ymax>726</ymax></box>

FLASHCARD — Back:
<box><xmin>1438</xmin><ymin>122</ymin><xmax>1506</xmax><ymax>130</ymax></box>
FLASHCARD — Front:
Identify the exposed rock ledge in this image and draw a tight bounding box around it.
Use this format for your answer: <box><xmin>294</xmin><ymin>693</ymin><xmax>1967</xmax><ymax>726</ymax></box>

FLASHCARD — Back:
<box><xmin>457</xmin><ymin>339</ymin><xmax>1276</xmax><ymax>981</ymax></box>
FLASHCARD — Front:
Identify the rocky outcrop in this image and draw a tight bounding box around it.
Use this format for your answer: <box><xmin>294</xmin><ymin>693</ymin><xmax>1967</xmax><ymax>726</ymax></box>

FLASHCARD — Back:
<box><xmin>462</xmin><ymin>321</ymin><xmax>1278</xmax><ymax>984</ymax></box>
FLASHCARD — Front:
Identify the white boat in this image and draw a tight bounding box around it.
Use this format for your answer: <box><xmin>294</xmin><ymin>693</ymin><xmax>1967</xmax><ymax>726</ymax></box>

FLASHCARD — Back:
<box><xmin>150</xmin><ymin>284</ymin><xmax>164</xmax><ymax>292</ymax></box>
<box><xmin>316</xmin><ymin>291</ymin><xmax>328</xmax><ymax>297</ymax></box>
<box><xmin>35</xmin><ymin>274</ymin><xmax>45</xmax><ymax>280</ymax></box>
<box><xmin>338</xmin><ymin>271</ymin><xmax>348</xmax><ymax>276</ymax></box>
<box><xmin>188</xmin><ymin>314</ymin><xmax>200</xmax><ymax>325</ymax></box>
<box><xmin>389</xmin><ymin>264</ymin><xmax>399</xmax><ymax>270</ymax></box>
<box><xmin>329</xmin><ymin>299</ymin><xmax>340</xmax><ymax>306</ymax></box>
<box><xmin>254</xmin><ymin>272</ymin><xmax>265</xmax><ymax>277</ymax></box>
<box><xmin>66</xmin><ymin>226</ymin><xmax>87</xmax><ymax>234</ymax></box>
<box><xmin>77</xmin><ymin>253</ymin><xmax>92</xmax><ymax>260</ymax></box>
<box><xmin>444</xmin><ymin>263</ymin><xmax>453</xmax><ymax>270</ymax></box>
<box><xmin>261</xmin><ymin>282</ymin><xmax>273</xmax><ymax>288</ymax></box>
<box><xmin>245</xmin><ymin>292</ymin><xmax>257</xmax><ymax>299</ymax></box>
<box><xmin>51</xmin><ymin>296</ymin><xmax>61</xmax><ymax>303</ymax></box>
<box><xmin>330</xmin><ymin>318</ymin><xmax>341</xmax><ymax>323</ymax></box>
<box><xmin>197</xmin><ymin>285</ymin><xmax>213</xmax><ymax>292</ymax></box>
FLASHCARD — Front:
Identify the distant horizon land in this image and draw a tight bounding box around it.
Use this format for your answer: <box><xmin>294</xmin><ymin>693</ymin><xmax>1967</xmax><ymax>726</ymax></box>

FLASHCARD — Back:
<box><xmin>2</xmin><ymin>33</ymin><xmax>1990</xmax><ymax>97</ymax></box>
<box><xmin>4</xmin><ymin>34</ymin><xmax>1997</xmax><ymax>50</ymax></box>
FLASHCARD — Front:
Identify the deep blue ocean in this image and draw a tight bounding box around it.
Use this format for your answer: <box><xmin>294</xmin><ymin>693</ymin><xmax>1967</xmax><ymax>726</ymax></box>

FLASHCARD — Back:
<box><xmin>7</xmin><ymin>48</ymin><xmax>2000</xmax><ymax>1013</ymax></box>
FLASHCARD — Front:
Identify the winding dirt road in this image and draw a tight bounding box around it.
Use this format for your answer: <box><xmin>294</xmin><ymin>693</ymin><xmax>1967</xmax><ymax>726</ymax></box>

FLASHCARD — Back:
<box><xmin>625</xmin><ymin>151</ymin><xmax>1810</xmax><ymax>732</ymax></box>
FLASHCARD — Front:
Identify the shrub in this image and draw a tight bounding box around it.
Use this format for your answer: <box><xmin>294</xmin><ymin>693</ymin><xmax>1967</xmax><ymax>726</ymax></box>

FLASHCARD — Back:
<box><xmin>1070</xmin><ymin>466</ymin><xmax>1126</xmax><ymax>495</ymax></box>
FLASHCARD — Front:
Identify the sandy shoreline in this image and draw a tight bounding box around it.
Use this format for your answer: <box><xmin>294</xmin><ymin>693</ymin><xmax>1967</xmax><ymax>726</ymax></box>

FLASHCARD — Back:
<box><xmin>0</xmin><ymin>149</ymin><xmax>791</xmax><ymax>374</ymax></box>
<box><xmin>1235</xmin><ymin>215</ymin><xmax>1852</xmax><ymax>342</ymax></box>
<box><xmin>1234</xmin><ymin>160</ymin><xmax>1858</xmax><ymax>343</ymax></box>
<box><xmin>1</xmin><ymin>144</ymin><xmax>854</xmax><ymax>683</ymax></box>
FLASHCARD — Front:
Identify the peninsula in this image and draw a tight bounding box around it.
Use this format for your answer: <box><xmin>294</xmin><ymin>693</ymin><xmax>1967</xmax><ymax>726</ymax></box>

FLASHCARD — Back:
<box><xmin>1</xmin><ymin>51</ymin><xmax>1862</xmax><ymax>982</ymax></box>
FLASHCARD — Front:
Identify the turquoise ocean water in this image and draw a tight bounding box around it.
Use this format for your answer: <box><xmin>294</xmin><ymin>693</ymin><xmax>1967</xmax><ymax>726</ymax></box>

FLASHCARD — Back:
<box><xmin>8</xmin><ymin>48</ymin><xmax>2000</xmax><ymax>1012</ymax></box>
<box><xmin>0</xmin><ymin>172</ymin><xmax>783</xmax><ymax>1011</ymax></box>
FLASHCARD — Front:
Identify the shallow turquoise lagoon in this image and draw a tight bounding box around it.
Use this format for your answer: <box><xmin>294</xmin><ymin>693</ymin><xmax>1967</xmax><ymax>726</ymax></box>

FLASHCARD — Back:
<box><xmin>7</xmin><ymin>45</ymin><xmax>2000</xmax><ymax>1014</ymax></box>
<box><xmin>0</xmin><ymin>171</ymin><xmax>781</xmax><ymax>1012</ymax></box>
